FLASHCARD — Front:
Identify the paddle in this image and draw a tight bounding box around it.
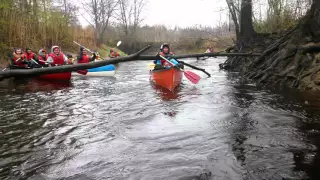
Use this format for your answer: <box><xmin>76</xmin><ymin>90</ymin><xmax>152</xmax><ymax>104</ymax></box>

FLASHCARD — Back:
<box><xmin>159</xmin><ymin>55</ymin><xmax>201</xmax><ymax>84</ymax></box>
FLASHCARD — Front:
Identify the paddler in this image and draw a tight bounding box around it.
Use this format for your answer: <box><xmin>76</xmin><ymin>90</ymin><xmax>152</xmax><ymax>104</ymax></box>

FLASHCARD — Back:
<box><xmin>109</xmin><ymin>49</ymin><xmax>120</xmax><ymax>58</ymax></box>
<box><xmin>24</xmin><ymin>48</ymin><xmax>41</xmax><ymax>67</ymax></box>
<box><xmin>47</xmin><ymin>45</ymin><xmax>69</xmax><ymax>66</ymax></box>
<box><xmin>38</xmin><ymin>49</ymin><xmax>48</xmax><ymax>65</ymax></box>
<box><xmin>10</xmin><ymin>48</ymin><xmax>27</xmax><ymax>67</ymax></box>
<box><xmin>154</xmin><ymin>43</ymin><xmax>183</xmax><ymax>70</ymax></box>
<box><xmin>66</xmin><ymin>54</ymin><xmax>75</xmax><ymax>64</ymax></box>
<box><xmin>77</xmin><ymin>46</ymin><xmax>96</xmax><ymax>64</ymax></box>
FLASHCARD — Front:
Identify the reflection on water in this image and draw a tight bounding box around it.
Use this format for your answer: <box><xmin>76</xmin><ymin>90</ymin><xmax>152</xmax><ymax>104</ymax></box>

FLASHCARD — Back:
<box><xmin>0</xmin><ymin>60</ymin><xmax>320</xmax><ymax>180</ymax></box>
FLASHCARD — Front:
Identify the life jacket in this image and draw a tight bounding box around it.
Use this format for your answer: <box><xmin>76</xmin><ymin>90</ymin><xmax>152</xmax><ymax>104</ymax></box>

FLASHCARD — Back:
<box><xmin>38</xmin><ymin>55</ymin><xmax>48</xmax><ymax>65</ymax></box>
<box><xmin>48</xmin><ymin>52</ymin><xmax>65</xmax><ymax>65</ymax></box>
<box><xmin>78</xmin><ymin>54</ymin><xmax>90</xmax><ymax>64</ymax></box>
<box><xmin>24</xmin><ymin>52</ymin><xmax>35</xmax><ymax>60</ymax></box>
<box><xmin>155</xmin><ymin>51</ymin><xmax>174</xmax><ymax>65</ymax></box>
<box><xmin>110</xmin><ymin>51</ymin><xmax>119</xmax><ymax>58</ymax></box>
<box><xmin>12</xmin><ymin>52</ymin><xmax>26</xmax><ymax>66</ymax></box>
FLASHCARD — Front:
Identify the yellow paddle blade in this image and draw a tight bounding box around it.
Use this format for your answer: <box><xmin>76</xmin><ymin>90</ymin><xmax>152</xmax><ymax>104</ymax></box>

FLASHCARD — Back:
<box><xmin>148</xmin><ymin>63</ymin><xmax>155</xmax><ymax>69</ymax></box>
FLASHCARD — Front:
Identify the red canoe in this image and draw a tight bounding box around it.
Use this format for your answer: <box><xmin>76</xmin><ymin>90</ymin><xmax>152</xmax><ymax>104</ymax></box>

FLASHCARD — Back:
<box><xmin>150</xmin><ymin>67</ymin><xmax>183</xmax><ymax>91</ymax></box>
<box><xmin>8</xmin><ymin>65</ymin><xmax>72</xmax><ymax>81</ymax></box>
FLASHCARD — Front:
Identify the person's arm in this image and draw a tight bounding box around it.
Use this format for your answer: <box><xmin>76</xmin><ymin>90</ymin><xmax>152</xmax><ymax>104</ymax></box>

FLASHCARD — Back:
<box><xmin>33</xmin><ymin>54</ymin><xmax>39</xmax><ymax>61</ymax></box>
<box><xmin>63</xmin><ymin>54</ymin><xmax>68</xmax><ymax>64</ymax></box>
<box><xmin>46</xmin><ymin>56</ymin><xmax>54</xmax><ymax>65</ymax></box>
<box><xmin>90</xmin><ymin>53</ymin><xmax>96</xmax><ymax>61</ymax></box>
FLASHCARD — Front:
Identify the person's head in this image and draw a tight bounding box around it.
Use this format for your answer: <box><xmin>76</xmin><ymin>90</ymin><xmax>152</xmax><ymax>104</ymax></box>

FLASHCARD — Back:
<box><xmin>80</xmin><ymin>46</ymin><xmax>88</xmax><ymax>55</ymax></box>
<box><xmin>15</xmin><ymin>48</ymin><xmax>22</xmax><ymax>54</ymax></box>
<box><xmin>26</xmin><ymin>48</ymin><xmax>32</xmax><ymax>54</ymax></box>
<box><xmin>67</xmin><ymin>54</ymin><xmax>73</xmax><ymax>59</ymax></box>
<box><xmin>51</xmin><ymin>45</ymin><xmax>60</xmax><ymax>55</ymax></box>
<box><xmin>39</xmin><ymin>49</ymin><xmax>47</xmax><ymax>56</ymax></box>
<box><xmin>160</xmin><ymin>43</ymin><xmax>170</xmax><ymax>54</ymax></box>
<box><xmin>110</xmin><ymin>49</ymin><xmax>113</xmax><ymax>53</ymax></box>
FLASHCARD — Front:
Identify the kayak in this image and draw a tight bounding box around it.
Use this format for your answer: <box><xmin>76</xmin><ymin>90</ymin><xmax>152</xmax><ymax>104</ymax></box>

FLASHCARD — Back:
<box><xmin>72</xmin><ymin>64</ymin><xmax>116</xmax><ymax>77</ymax></box>
<box><xmin>150</xmin><ymin>67</ymin><xmax>183</xmax><ymax>91</ymax></box>
<box><xmin>7</xmin><ymin>65</ymin><xmax>71</xmax><ymax>81</ymax></box>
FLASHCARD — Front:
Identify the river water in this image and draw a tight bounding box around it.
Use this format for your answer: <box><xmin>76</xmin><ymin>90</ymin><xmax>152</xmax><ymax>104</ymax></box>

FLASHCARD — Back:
<box><xmin>0</xmin><ymin>58</ymin><xmax>320</xmax><ymax>180</ymax></box>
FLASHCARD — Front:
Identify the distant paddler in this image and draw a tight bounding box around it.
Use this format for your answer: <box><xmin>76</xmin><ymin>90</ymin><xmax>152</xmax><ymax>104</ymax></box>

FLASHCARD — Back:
<box><xmin>109</xmin><ymin>48</ymin><xmax>120</xmax><ymax>58</ymax></box>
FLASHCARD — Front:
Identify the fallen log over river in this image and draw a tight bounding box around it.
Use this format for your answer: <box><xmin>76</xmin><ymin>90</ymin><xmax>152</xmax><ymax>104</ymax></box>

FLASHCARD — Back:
<box><xmin>137</xmin><ymin>52</ymin><xmax>262</xmax><ymax>60</ymax></box>
<box><xmin>0</xmin><ymin>49</ymin><xmax>263</xmax><ymax>81</ymax></box>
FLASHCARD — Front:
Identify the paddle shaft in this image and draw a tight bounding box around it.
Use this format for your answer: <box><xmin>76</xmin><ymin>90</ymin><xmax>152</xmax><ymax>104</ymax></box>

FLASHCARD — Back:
<box><xmin>73</xmin><ymin>41</ymin><xmax>94</xmax><ymax>53</ymax></box>
<box><xmin>158</xmin><ymin>55</ymin><xmax>184</xmax><ymax>71</ymax></box>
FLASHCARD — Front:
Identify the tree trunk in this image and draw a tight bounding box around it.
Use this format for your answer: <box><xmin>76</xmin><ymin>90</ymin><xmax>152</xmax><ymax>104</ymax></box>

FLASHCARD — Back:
<box><xmin>240</xmin><ymin>0</ymin><xmax>255</xmax><ymax>38</ymax></box>
<box><xmin>303</xmin><ymin>0</ymin><xmax>320</xmax><ymax>41</ymax></box>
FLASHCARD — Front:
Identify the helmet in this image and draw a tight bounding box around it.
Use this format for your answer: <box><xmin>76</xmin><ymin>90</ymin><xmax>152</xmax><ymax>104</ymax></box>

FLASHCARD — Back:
<box><xmin>160</xmin><ymin>43</ymin><xmax>170</xmax><ymax>51</ymax></box>
<box><xmin>66</xmin><ymin>54</ymin><xmax>73</xmax><ymax>58</ymax></box>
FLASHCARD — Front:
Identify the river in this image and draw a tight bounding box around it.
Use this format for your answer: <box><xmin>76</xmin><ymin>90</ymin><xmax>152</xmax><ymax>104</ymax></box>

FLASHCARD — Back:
<box><xmin>0</xmin><ymin>58</ymin><xmax>320</xmax><ymax>180</ymax></box>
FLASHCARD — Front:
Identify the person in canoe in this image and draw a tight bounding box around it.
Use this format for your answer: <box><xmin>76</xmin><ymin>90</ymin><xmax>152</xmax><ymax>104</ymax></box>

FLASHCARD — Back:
<box><xmin>109</xmin><ymin>49</ymin><xmax>120</xmax><ymax>58</ymax></box>
<box><xmin>10</xmin><ymin>48</ymin><xmax>27</xmax><ymax>67</ymax></box>
<box><xmin>47</xmin><ymin>45</ymin><xmax>69</xmax><ymax>66</ymax></box>
<box><xmin>24</xmin><ymin>48</ymin><xmax>41</xmax><ymax>67</ymax></box>
<box><xmin>38</xmin><ymin>49</ymin><xmax>48</xmax><ymax>66</ymax></box>
<box><xmin>77</xmin><ymin>46</ymin><xmax>96</xmax><ymax>64</ymax></box>
<box><xmin>66</xmin><ymin>54</ymin><xmax>75</xmax><ymax>64</ymax></box>
<box><xmin>154</xmin><ymin>43</ymin><xmax>183</xmax><ymax>70</ymax></box>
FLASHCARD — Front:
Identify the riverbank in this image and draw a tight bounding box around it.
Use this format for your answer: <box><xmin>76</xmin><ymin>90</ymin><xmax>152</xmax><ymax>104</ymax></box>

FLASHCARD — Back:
<box><xmin>220</xmin><ymin>6</ymin><xmax>320</xmax><ymax>91</ymax></box>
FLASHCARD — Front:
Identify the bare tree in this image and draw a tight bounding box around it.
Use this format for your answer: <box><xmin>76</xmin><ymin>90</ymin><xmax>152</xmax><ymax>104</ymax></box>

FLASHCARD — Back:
<box><xmin>81</xmin><ymin>0</ymin><xmax>118</xmax><ymax>45</ymax></box>
<box><xmin>118</xmin><ymin>0</ymin><xmax>146</xmax><ymax>37</ymax></box>
<box><xmin>226</xmin><ymin>0</ymin><xmax>240</xmax><ymax>39</ymax></box>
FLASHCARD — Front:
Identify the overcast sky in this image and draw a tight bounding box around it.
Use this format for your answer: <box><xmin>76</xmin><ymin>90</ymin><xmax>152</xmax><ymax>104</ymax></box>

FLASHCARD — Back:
<box><xmin>141</xmin><ymin>0</ymin><xmax>229</xmax><ymax>28</ymax></box>
<box><xmin>77</xmin><ymin>0</ymin><xmax>231</xmax><ymax>28</ymax></box>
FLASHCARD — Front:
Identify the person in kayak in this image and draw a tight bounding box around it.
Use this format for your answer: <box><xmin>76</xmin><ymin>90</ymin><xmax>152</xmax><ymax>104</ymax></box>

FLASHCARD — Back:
<box><xmin>109</xmin><ymin>49</ymin><xmax>120</xmax><ymax>58</ymax></box>
<box><xmin>38</xmin><ymin>49</ymin><xmax>48</xmax><ymax>66</ymax></box>
<box><xmin>77</xmin><ymin>46</ymin><xmax>96</xmax><ymax>64</ymax></box>
<box><xmin>154</xmin><ymin>43</ymin><xmax>183</xmax><ymax>70</ymax></box>
<box><xmin>10</xmin><ymin>48</ymin><xmax>27</xmax><ymax>67</ymax></box>
<box><xmin>24</xmin><ymin>48</ymin><xmax>41</xmax><ymax>67</ymax></box>
<box><xmin>47</xmin><ymin>45</ymin><xmax>69</xmax><ymax>66</ymax></box>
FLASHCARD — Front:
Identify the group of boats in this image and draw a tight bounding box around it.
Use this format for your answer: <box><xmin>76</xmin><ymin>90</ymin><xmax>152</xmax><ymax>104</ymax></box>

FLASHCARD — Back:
<box><xmin>4</xmin><ymin>57</ymin><xmax>198</xmax><ymax>93</ymax></box>
<box><xmin>7</xmin><ymin>63</ymin><xmax>116</xmax><ymax>81</ymax></box>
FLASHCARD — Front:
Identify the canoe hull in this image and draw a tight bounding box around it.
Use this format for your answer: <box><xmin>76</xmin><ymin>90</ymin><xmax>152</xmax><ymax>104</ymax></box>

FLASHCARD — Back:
<box><xmin>7</xmin><ymin>65</ymin><xmax>72</xmax><ymax>81</ymax></box>
<box><xmin>72</xmin><ymin>64</ymin><xmax>116</xmax><ymax>77</ymax></box>
<box><xmin>72</xmin><ymin>70</ymin><xmax>115</xmax><ymax>77</ymax></box>
<box><xmin>37</xmin><ymin>72</ymin><xmax>72</xmax><ymax>81</ymax></box>
<box><xmin>151</xmin><ymin>67</ymin><xmax>183</xmax><ymax>91</ymax></box>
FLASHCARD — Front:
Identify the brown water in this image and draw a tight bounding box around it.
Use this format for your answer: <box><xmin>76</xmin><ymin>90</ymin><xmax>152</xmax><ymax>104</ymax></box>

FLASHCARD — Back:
<box><xmin>0</xmin><ymin>58</ymin><xmax>320</xmax><ymax>180</ymax></box>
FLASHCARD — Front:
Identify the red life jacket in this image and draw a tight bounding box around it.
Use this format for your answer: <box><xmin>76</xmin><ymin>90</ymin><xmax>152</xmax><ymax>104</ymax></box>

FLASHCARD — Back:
<box><xmin>24</xmin><ymin>52</ymin><xmax>35</xmax><ymax>60</ymax></box>
<box><xmin>159</xmin><ymin>51</ymin><xmax>174</xmax><ymax>65</ymax></box>
<box><xmin>78</xmin><ymin>55</ymin><xmax>90</xmax><ymax>64</ymax></box>
<box><xmin>110</xmin><ymin>52</ymin><xmax>120</xmax><ymax>58</ymax></box>
<box><xmin>13</xmin><ymin>54</ymin><xmax>25</xmax><ymax>66</ymax></box>
<box><xmin>49</xmin><ymin>52</ymin><xmax>65</xmax><ymax>65</ymax></box>
<box><xmin>38</xmin><ymin>55</ymin><xmax>48</xmax><ymax>65</ymax></box>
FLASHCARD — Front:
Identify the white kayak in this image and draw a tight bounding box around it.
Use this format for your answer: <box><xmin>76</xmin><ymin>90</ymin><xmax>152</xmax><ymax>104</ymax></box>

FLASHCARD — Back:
<box><xmin>72</xmin><ymin>64</ymin><xmax>116</xmax><ymax>77</ymax></box>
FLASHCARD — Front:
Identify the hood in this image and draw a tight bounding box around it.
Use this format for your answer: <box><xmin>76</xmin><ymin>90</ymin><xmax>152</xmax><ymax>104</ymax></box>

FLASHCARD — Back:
<box><xmin>39</xmin><ymin>49</ymin><xmax>46</xmax><ymax>56</ymax></box>
<box><xmin>51</xmin><ymin>45</ymin><xmax>60</xmax><ymax>53</ymax></box>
